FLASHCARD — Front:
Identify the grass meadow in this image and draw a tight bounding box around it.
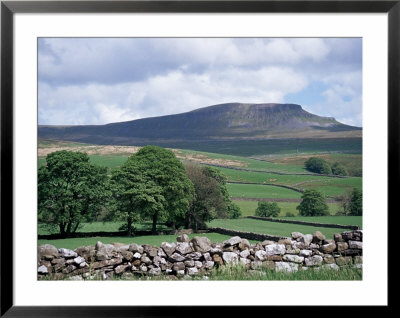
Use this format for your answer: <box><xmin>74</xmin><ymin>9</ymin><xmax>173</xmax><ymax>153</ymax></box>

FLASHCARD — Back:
<box><xmin>232</xmin><ymin>200</ymin><xmax>343</xmax><ymax>217</ymax></box>
<box><xmin>206</xmin><ymin>218</ymin><xmax>359</xmax><ymax>238</ymax></box>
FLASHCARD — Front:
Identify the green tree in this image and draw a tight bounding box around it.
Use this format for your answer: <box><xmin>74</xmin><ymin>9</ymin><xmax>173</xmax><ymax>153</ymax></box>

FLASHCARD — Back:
<box><xmin>110</xmin><ymin>162</ymin><xmax>164</xmax><ymax>236</ymax></box>
<box><xmin>255</xmin><ymin>201</ymin><xmax>281</xmax><ymax>217</ymax></box>
<box><xmin>349</xmin><ymin>188</ymin><xmax>362</xmax><ymax>216</ymax></box>
<box><xmin>38</xmin><ymin>151</ymin><xmax>110</xmax><ymax>236</ymax></box>
<box><xmin>227</xmin><ymin>202</ymin><xmax>242</xmax><ymax>219</ymax></box>
<box><xmin>184</xmin><ymin>164</ymin><xmax>232</xmax><ymax>230</ymax></box>
<box><xmin>305</xmin><ymin>157</ymin><xmax>332</xmax><ymax>174</ymax></box>
<box><xmin>115</xmin><ymin>146</ymin><xmax>194</xmax><ymax>234</ymax></box>
<box><xmin>335</xmin><ymin>187</ymin><xmax>362</xmax><ymax>216</ymax></box>
<box><xmin>331</xmin><ymin>162</ymin><xmax>348</xmax><ymax>176</ymax></box>
<box><xmin>296</xmin><ymin>189</ymin><xmax>329</xmax><ymax>216</ymax></box>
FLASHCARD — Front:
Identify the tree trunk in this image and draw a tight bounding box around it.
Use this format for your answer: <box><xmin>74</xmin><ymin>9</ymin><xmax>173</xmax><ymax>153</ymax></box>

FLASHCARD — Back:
<box><xmin>72</xmin><ymin>222</ymin><xmax>80</xmax><ymax>233</ymax></box>
<box><xmin>127</xmin><ymin>215</ymin><xmax>133</xmax><ymax>236</ymax></box>
<box><xmin>152</xmin><ymin>212</ymin><xmax>158</xmax><ymax>235</ymax></box>
<box><xmin>59</xmin><ymin>223</ymin><xmax>66</xmax><ymax>236</ymax></box>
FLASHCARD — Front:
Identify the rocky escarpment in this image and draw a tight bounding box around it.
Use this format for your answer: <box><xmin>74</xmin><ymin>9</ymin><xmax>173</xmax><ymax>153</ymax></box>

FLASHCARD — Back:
<box><xmin>37</xmin><ymin>230</ymin><xmax>362</xmax><ymax>280</ymax></box>
<box><xmin>38</xmin><ymin>103</ymin><xmax>361</xmax><ymax>145</ymax></box>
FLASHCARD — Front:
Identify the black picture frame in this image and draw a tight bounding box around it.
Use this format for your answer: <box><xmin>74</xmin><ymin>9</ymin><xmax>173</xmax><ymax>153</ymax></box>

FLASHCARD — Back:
<box><xmin>1</xmin><ymin>0</ymin><xmax>396</xmax><ymax>316</ymax></box>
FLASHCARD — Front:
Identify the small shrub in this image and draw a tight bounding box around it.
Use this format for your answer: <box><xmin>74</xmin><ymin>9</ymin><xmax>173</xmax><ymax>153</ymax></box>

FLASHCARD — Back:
<box><xmin>255</xmin><ymin>201</ymin><xmax>281</xmax><ymax>217</ymax></box>
<box><xmin>285</xmin><ymin>212</ymin><xmax>296</xmax><ymax>217</ymax></box>
<box><xmin>349</xmin><ymin>188</ymin><xmax>362</xmax><ymax>216</ymax></box>
<box><xmin>331</xmin><ymin>162</ymin><xmax>348</xmax><ymax>176</ymax></box>
<box><xmin>305</xmin><ymin>157</ymin><xmax>332</xmax><ymax>174</ymax></box>
<box><xmin>227</xmin><ymin>202</ymin><xmax>242</xmax><ymax>219</ymax></box>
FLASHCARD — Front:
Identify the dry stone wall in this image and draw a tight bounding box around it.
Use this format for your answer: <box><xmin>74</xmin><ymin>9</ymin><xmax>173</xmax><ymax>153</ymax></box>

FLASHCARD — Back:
<box><xmin>37</xmin><ymin>230</ymin><xmax>362</xmax><ymax>280</ymax></box>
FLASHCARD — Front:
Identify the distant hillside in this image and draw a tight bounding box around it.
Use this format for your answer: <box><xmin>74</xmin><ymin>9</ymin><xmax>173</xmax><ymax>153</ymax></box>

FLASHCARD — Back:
<box><xmin>38</xmin><ymin>103</ymin><xmax>362</xmax><ymax>145</ymax></box>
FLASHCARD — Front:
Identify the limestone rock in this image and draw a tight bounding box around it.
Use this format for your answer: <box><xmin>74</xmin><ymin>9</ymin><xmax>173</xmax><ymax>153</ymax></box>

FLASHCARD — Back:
<box><xmin>169</xmin><ymin>253</ymin><xmax>186</xmax><ymax>263</ymax></box>
<box><xmin>184</xmin><ymin>260</ymin><xmax>195</xmax><ymax>267</ymax></box>
<box><xmin>261</xmin><ymin>240</ymin><xmax>275</xmax><ymax>246</ymax></box>
<box><xmin>176</xmin><ymin>234</ymin><xmax>190</xmax><ymax>243</ymax></box>
<box><xmin>348</xmin><ymin>241</ymin><xmax>363</xmax><ymax>249</ymax></box>
<box><xmin>38</xmin><ymin>244</ymin><xmax>59</xmax><ymax>259</ymax></box>
<box><xmin>222</xmin><ymin>252</ymin><xmax>239</xmax><ymax>265</ymax></box>
<box><xmin>275</xmin><ymin>262</ymin><xmax>298</xmax><ymax>272</ymax></box>
<box><xmin>300</xmin><ymin>234</ymin><xmax>313</xmax><ymax>246</ymax></box>
<box><xmin>238</xmin><ymin>239</ymin><xmax>251</xmax><ymax>250</ymax></box>
<box><xmin>291</xmin><ymin>232</ymin><xmax>304</xmax><ymax>240</ymax></box>
<box><xmin>313</xmin><ymin>231</ymin><xmax>326</xmax><ymax>242</ymax></box>
<box><xmin>175</xmin><ymin>242</ymin><xmax>193</xmax><ymax>255</ymax></box>
<box><xmin>161</xmin><ymin>242</ymin><xmax>176</xmax><ymax>257</ymax></box>
<box><xmin>265</xmin><ymin>244</ymin><xmax>286</xmax><ymax>256</ymax></box>
<box><xmin>58</xmin><ymin>248</ymin><xmax>78</xmax><ymax>259</ymax></box>
<box><xmin>320</xmin><ymin>242</ymin><xmax>337</xmax><ymax>254</ymax></box>
<box><xmin>334</xmin><ymin>233</ymin><xmax>344</xmax><ymax>242</ymax></box>
<box><xmin>187</xmin><ymin>267</ymin><xmax>199</xmax><ymax>276</ymax></box>
<box><xmin>336</xmin><ymin>242</ymin><xmax>349</xmax><ymax>252</ymax></box>
<box><xmin>191</xmin><ymin>237</ymin><xmax>211</xmax><ymax>253</ymax></box>
<box><xmin>205</xmin><ymin>261</ymin><xmax>215</xmax><ymax>270</ymax></box>
<box><xmin>73</xmin><ymin>256</ymin><xmax>86</xmax><ymax>265</ymax></box>
<box><xmin>129</xmin><ymin>243</ymin><xmax>144</xmax><ymax>254</ymax></box>
<box><xmin>282</xmin><ymin>254</ymin><xmax>304</xmax><ymax>263</ymax></box>
<box><xmin>37</xmin><ymin>265</ymin><xmax>49</xmax><ymax>274</ymax></box>
<box><xmin>323</xmin><ymin>255</ymin><xmax>335</xmax><ymax>264</ymax></box>
<box><xmin>304</xmin><ymin>255</ymin><xmax>323</xmax><ymax>267</ymax></box>
<box><xmin>223</xmin><ymin>236</ymin><xmax>241</xmax><ymax>247</ymax></box>
<box><xmin>335</xmin><ymin>256</ymin><xmax>352</xmax><ymax>266</ymax></box>
<box><xmin>120</xmin><ymin>250</ymin><xmax>134</xmax><ymax>262</ymax></box>
<box><xmin>173</xmin><ymin>262</ymin><xmax>185</xmax><ymax>271</ymax></box>
<box><xmin>299</xmin><ymin>249</ymin><xmax>313</xmax><ymax>257</ymax></box>
<box><xmin>239</xmin><ymin>249</ymin><xmax>250</xmax><ymax>258</ymax></box>
<box><xmin>149</xmin><ymin>267</ymin><xmax>161</xmax><ymax>275</ymax></box>
<box><xmin>263</xmin><ymin>260</ymin><xmax>276</xmax><ymax>270</ymax></box>
<box><xmin>255</xmin><ymin>250</ymin><xmax>267</xmax><ymax>261</ymax></box>
<box><xmin>114</xmin><ymin>265</ymin><xmax>129</xmax><ymax>274</ymax></box>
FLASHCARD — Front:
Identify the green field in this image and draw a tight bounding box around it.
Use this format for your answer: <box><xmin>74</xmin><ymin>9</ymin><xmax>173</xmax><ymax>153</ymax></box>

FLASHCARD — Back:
<box><xmin>37</xmin><ymin>138</ymin><xmax>362</xmax><ymax>251</ymax></box>
<box><xmin>277</xmin><ymin>216</ymin><xmax>362</xmax><ymax>228</ymax></box>
<box><xmin>206</xmin><ymin>218</ymin><xmax>356</xmax><ymax>238</ymax></box>
<box><xmin>37</xmin><ymin>232</ymin><xmax>245</xmax><ymax>250</ymax></box>
<box><xmin>139</xmin><ymin>138</ymin><xmax>362</xmax><ymax>157</ymax></box>
<box><xmin>233</xmin><ymin>200</ymin><xmax>342</xmax><ymax>217</ymax></box>
<box><xmin>38</xmin><ymin>221</ymin><xmax>171</xmax><ymax>235</ymax></box>
<box><xmin>227</xmin><ymin>183</ymin><xmax>302</xmax><ymax>199</ymax></box>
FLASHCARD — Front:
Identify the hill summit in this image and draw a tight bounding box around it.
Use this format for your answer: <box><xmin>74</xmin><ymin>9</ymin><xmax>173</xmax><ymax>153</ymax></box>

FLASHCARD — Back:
<box><xmin>38</xmin><ymin>103</ymin><xmax>361</xmax><ymax>145</ymax></box>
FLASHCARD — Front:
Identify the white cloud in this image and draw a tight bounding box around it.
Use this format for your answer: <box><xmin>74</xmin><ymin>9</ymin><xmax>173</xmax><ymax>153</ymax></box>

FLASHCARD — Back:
<box><xmin>38</xmin><ymin>38</ymin><xmax>361</xmax><ymax>126</ymax></box>
<box><xmin>39</xmin><ymin>66</ymin><xmax>308</xmax><ymax>125</ymax></box>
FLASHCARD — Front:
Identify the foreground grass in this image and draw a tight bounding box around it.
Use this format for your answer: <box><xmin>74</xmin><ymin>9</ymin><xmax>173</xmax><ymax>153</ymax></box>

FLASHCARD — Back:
<box><xmin>207</xmin><ymin>218</ymin><xmax>353</xmax><ymax>238</ymax></box>
<box><xmin>205</xmin><ymin>264</ymin><xmax>362</xmax><ymax>281</ymax></box>
<box><xmin>43</xmin><ymin>264</ymin><xmax>362</xmax><ymax>281</ymax></box>
<box><xmin>37</xmin><ymin>232</ymin><xmax>252</xmax><ymax>250</ymax></box>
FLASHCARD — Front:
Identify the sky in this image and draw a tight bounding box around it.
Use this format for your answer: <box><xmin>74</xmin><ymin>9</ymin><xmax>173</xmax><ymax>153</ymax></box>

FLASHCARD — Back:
<box><xmin>38</xmin><ymin>38</ymin><xmax>362</xmax><ymax>127</ymax></box>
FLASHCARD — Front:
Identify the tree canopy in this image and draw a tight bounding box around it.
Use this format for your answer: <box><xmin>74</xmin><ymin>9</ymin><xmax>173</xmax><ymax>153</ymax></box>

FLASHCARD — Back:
<box><xmin>305</xmin><ymin>157</ymin><xmax>332</xmax><ymax>175</ymax></box>
<box><xmin>113</xmin><ymin>146</ymin><xmax>194</xmax><ymax>234</ymax></box>
<box><xmin>255</xmin><ymin>201</ymin><xmax>281</xmax><ymax>217</ymax></box>
<box><xmin>38</xmin><ymin>150</ymin><xmax>110</xmax><ymax>236</ymax></box>
<box><xmin>296</xmin><ymin>189</ymin><xmax>329</xmax><ymax>216</ymax></box>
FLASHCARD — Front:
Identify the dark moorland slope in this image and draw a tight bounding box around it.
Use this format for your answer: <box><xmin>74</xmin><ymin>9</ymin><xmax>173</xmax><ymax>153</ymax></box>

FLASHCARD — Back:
<box><xmin>38</xmin><ymin>103</ymin><xmax>361</xmax><ymax>146</ymax></box>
